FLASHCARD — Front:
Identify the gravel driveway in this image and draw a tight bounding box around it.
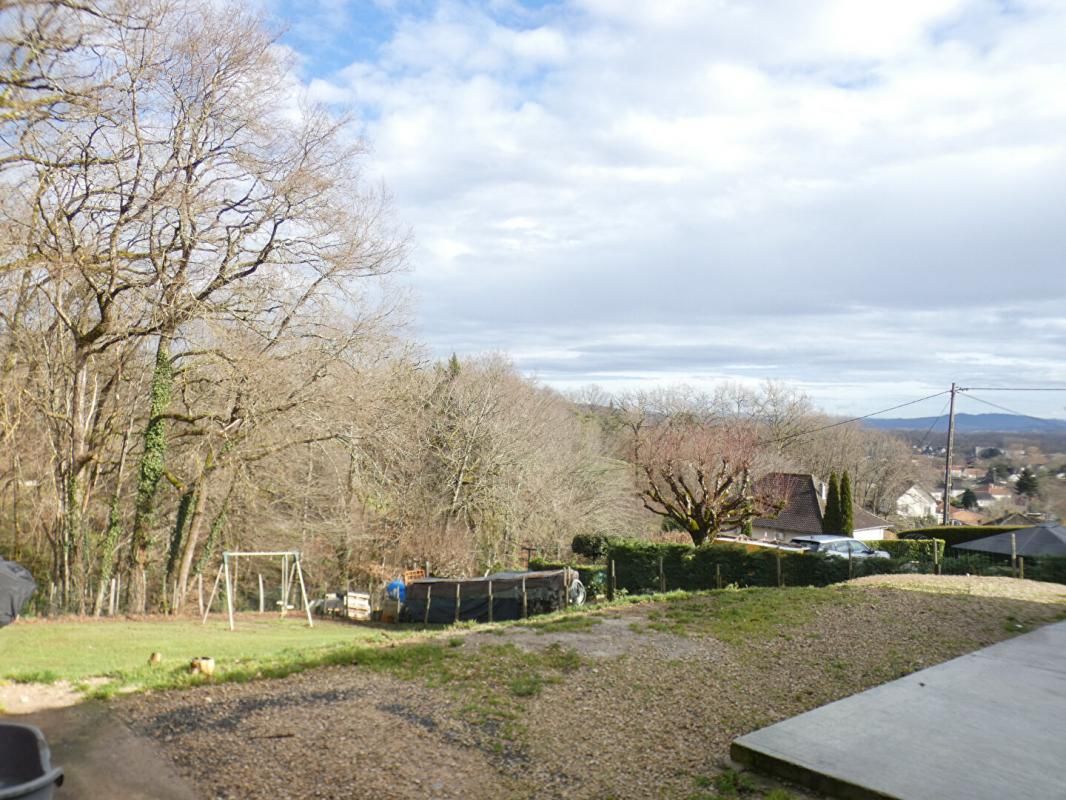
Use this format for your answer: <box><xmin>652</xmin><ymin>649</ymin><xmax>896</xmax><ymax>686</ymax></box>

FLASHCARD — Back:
<box><xmin>119</xmin><ymin>581</ymin><xmax>1066</xmax><ymax>799</ymax></box>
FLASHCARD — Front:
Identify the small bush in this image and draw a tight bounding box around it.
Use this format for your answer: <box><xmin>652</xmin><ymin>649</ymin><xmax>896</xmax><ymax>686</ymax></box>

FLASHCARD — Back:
<box><xmin>570</xmin><ymin>533</ymin><xmax>615</xmax><ymax>560</ymax></box>
<box><xmin>875</xmin><ymin>539</ymin><xmax>945</xmax><ymax>563</ymax></box>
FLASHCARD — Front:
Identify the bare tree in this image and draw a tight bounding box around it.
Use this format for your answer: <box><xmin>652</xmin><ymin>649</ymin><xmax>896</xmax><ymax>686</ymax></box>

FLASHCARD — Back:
<box><xmin>0</xmin><ymin>0</ymin><xmax>405</xmax><ymax>611</ymax></box>
<box><xmin>622</xmin><ymin>390</ymin><xmax>785</xmax><ymax>546</ymax></box>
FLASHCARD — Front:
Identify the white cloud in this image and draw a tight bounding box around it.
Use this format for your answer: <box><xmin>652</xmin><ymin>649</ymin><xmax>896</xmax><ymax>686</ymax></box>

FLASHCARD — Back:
<box><xmin>280</xmin><ymin>0</ymin><xmax>1066</xmax><ymax>417</ymax></box>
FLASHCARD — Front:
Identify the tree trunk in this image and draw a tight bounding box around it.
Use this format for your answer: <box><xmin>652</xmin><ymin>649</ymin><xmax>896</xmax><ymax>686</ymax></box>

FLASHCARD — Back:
<box><xmin>61</xmin><ymin>349</ymin><xmax>90</xmax><ymax>612</ymax></box>
<box><xmin>129</xmin><ymin>336</ymin><xmax>173</xmax><ymax>613</ymax></box>
<box><xmin>92</xmin><ymin>420</ymin><xmax>133</xmax><ymax>617</ymax></box>
<box><xmin>172</xmin><ymin>476</ymin><xmax>208</xmax><ymax>614</ymax></box>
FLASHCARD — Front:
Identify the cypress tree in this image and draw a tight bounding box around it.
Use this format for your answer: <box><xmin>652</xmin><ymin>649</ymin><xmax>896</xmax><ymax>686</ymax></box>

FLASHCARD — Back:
<box><xmin>446</xmin><ymin>352</ymin><xmax>462</xmax><ymax>378</ymax></box>
<box><xmin>840</xmin><ymin>471</ymin><xmax>854</xmax><ymax>535</ymax></box>
<box><xmin>822</xmin><ymin>472</ymin><xmax>840</xmax><ymax>533</ymax></box>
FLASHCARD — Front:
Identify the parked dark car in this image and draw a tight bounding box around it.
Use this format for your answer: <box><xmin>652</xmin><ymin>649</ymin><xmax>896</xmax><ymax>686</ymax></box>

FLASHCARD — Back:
<box><xmin>789</xmin><ymin>535</ymin><xmax>890</xmax><ymax>559</ymax></box>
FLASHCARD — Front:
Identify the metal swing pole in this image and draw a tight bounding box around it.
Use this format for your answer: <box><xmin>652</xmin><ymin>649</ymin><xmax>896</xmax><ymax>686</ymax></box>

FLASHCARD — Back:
<box><xmin>202</xmin><ymin>562</ymin><xmax>225</xmax><ymax>625</ymax></box>
<box><xmin>295</xmin><ymin>554</ymin><xmax>313</xmax><ymax>628</ymax></box>
<box><xmin>223</xmin><ymin>553</ymin><xmax>235</xmax><ymax>631</ymax></box>
<box><xmin>281</xmin><ymin>560</ymin><xmax>297</xmax><ymax>617</ymax></box>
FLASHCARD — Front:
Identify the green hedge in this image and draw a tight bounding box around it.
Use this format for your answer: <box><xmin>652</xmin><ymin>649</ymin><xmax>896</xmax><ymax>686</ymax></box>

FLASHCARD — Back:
<box><xmin>939</xmin><ymin>554</ymin><xmax>1066</xmax><ymax>583</ymax></box>
<box><xmin>898</xmin><ymin>526</ymin><xmax>1027</xmax><ymax>548</ymax></box>
<box><xmin>602</xmin><ymin>539</ymin><xmax>906</xmax><ymax>594</ymax></box>
<box><xmin>1023</xmin><ymin>556</ymin><xmax>1066</xmax><ymax>584</ymax></box>
<box><xmin>600</xmin><ymin>538</ymin><xmax>1066</xmax><ymax>596</ymax></box>
<box><xmin>939</xmin><ymin>555</ymin><xmax>1014</xmax><ymax>578</ymax></box>
<box><xmin>875</xmin><ymin>539</ymin><xmax>945</xmax><ymax>563</ymax></box>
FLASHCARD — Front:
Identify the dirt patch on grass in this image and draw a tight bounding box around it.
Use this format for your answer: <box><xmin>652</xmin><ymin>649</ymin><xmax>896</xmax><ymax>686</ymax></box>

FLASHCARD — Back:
<box><xmin>468</xmin><ymin>606</ymin><xmax>721</xmax><ymax>661</ymax></box>
<box><xmin>116</xmin><ymin>585</ymin><xmax>1065</xmax><ymax>800</ymax></box>
<box><xmin>0</xmin><ymin>679</ymin><xmax>107</xmax><ymax>714</ymax></box>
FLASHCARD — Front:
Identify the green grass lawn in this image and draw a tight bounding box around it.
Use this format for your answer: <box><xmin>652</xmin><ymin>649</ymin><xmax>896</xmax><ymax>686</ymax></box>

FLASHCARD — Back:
<box><xmin>0</xmin><ymin>614</ymin><xmax>410</xmax><ymax>684</ymax></box>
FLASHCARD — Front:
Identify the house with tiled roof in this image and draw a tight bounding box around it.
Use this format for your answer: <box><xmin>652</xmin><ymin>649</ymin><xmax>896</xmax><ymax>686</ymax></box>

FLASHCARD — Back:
<box><xmin>972</xmin><ymin>484</ymin><xmax>1017</xmax><ymax>509</ymax></box>
<box><xmin>748</xmin><ymin>473</ymin><xmax>893</xmax><ymax>543</ymax></box>
<box><xmin>947</xmin><ymin>508</ymin><xmax>985</xmax><ymax>526</ymax></box>
<box><xmin>986</xmin><ymin>484</ymin><xmax>1014</xmax><ymax>500</ymax></box>
<box><xmin>896</xmin><ymin>484</ymin><xmax>938</xmax><ymax>520</ymax></box>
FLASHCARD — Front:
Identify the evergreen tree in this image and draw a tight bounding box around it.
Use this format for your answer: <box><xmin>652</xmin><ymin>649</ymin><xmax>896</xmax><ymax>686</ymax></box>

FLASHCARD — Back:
<box><xmin>822</xmin><ymin>472</ymin><xmax>840</xmax><ymax>533</ymax></box>
<box><xmin>839</xmin><ymin>471</ymin><xmax>854</xmax><ymax>535</ymax></box>
<box><xmin>446</xmin><ymin>352</ymin><xmax>462</xmax><ymax>378</ymax></box>
<box><xmin>960</xmin><ymin>488</ymin><xmax>978</xmax><ymax>511</ymax></box>
<box><xmin>1015</xmin><ymin>468</ymin><xmax>1040</xmax><ymax>504</ymax></box>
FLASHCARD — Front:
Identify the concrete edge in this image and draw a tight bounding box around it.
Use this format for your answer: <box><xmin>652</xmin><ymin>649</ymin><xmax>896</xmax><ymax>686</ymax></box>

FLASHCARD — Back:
<box><xmin>730</xmin><ymin>739</ymin><xmax>901</xmax><ymax>800</ymax></box>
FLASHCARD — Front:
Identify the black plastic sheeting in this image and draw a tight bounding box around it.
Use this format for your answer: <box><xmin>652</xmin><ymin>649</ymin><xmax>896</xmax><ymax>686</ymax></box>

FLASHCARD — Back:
<box><xmin>954</xmin><ymin>524</ymin><xmax>1066</xmax><ymax>557</ymax></box>
<box><xmin>0</xmin><ymin>558</ymin><xmax>36</xmax><ymax>628</ymax></box>
<box><xmin>404</xmin><ymin>570</ymin><xmax>570</xmax><ymax>624</ymax></box>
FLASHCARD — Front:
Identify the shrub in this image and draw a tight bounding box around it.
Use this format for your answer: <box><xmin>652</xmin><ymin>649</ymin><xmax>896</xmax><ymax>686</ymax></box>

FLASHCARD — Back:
<box><xmin>875</xmin><ymin>539</ymin><xmax>945</xmax><ymax>563</ymax></box>
<box><xmin>570</xmin><ymin>533</ymin><xmax>614</xmax><ymax>560</ymax></box>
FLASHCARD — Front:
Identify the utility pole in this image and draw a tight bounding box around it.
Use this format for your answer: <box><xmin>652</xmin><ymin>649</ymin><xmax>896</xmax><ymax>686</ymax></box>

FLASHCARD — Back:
<box><xmin>941</xmin><ymin>382</ymin><xmax>958</xmax><ymax>525</ymax></box>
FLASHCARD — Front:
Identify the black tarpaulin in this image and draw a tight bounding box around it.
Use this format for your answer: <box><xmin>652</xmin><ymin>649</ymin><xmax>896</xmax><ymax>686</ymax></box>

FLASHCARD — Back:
<box><xmin>404</xmin><ymin>570</ymin><xmax>569</xmax><ymax>624</ymax></box>
<box><xmin>0</xmin><ymin>558</ymin><xmax>36</xmax><ymax>627</ymax></box>
<box><xmin>953</xmin><ymin>524</ymin><xmax>1066</xmax><ymax>557</ymax></box>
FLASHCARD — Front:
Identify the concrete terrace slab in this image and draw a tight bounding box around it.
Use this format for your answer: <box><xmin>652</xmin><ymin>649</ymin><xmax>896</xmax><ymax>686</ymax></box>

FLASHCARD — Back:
<box><xmin>731</xmin><ymin>621</ymin><xmax>1066</xmax><ymax>800</ymax></box>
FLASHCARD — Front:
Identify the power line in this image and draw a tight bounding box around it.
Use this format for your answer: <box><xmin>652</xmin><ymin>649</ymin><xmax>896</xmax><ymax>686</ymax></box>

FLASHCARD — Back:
<box><xmin>961</xmin><ymin>387</ymin><xmax>1066</xmax><ymax>392</ymax></box>
<box><xmin>765</xmin><ymin>389</ymin><xmax>953</xmax><ymax>447</ymax></box>
<box><xmin>960</xmin><ymin>392</ymin><xmax>1049</xmax><ymax>422</ymax></box>
<box><xmin>916</xmin><ymin>397</ymin><xmax>951</xmax><ymax>451</ymax></box>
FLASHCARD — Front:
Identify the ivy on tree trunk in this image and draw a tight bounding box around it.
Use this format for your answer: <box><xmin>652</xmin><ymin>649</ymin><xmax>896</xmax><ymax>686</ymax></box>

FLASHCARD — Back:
<box><xmin>129</xmin><ymin>337</ymin><xmax>173</xmax><ymax>613</ymax></box>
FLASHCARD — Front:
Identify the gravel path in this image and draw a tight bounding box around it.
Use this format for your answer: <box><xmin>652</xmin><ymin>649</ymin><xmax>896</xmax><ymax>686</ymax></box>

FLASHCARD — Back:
<box><xmin>122</xmin><ymin>668</ymin><xmax>514</xmax><ymax>799</ymax></box>
<box><xmin>118</xmin><ymin>585</ymin><xmax>1066</xmax><ymax>799</ymax></box>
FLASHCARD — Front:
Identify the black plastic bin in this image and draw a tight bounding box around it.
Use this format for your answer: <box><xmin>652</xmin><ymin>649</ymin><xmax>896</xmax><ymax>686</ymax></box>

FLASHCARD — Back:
<box><xmin>0</xmin><ymin>724</ymin><xmax>64</xmax><ymax>800</ymax></box>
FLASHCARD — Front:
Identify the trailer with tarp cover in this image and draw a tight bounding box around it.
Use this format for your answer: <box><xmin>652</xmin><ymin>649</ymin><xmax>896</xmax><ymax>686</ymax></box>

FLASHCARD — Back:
<box><xmin>404</xmin><ymin>569</ymin><xmax>584</xmax><ymax>624</ymax></box>
<box><xmin>0</xmin><ymin>557</ymin><xmax>36</xmax><ymax>628</ymax></box>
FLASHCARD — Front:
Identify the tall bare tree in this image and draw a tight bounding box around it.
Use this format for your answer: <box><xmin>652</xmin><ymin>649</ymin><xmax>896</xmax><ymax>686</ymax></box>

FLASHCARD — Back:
<box><xmin>619</xmin><ymin>389</ymin><xmax>785</xmax><ymax>546</ymax></box>
<box><xmin>0</xmin><ymin>0</ymin><xmax>405</xmax><ymax>611</ymax></box>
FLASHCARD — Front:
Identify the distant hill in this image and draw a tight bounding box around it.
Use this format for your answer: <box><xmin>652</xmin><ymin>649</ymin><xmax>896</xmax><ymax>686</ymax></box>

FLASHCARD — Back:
<box><xmin>863</xmin><ymin>413</ymin><xmax>1066</xmax><ymax>434</ymax></box>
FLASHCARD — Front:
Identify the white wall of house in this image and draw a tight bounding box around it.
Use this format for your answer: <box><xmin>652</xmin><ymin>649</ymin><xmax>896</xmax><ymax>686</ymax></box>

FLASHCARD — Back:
<box><xmin>896</xmin><ymin>487</ymin><xmax>937</xmax><ymax>519</ymax></box>
<box><xmin>750</xmin><ymin>526</ymin><xmax>799</xmax><ymax>543</ymax></box>
<box><xmin>852</xmin><ymin>527</ymin><xmax>888</xmax><ymax>542</ymax></box>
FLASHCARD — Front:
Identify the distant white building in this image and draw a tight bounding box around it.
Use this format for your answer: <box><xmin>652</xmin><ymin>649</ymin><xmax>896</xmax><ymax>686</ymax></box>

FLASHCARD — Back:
<box><xmin>896</xmin><ymin>484</ymin><xmax>938</xmax><ymax>520</ymax></box>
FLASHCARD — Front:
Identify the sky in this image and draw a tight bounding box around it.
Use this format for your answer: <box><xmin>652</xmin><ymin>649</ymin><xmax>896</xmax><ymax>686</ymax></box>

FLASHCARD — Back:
<box><xmin>266</xmin><ymin>0</ymin><xmax>1066</xmax><ymax>419</ymax></box>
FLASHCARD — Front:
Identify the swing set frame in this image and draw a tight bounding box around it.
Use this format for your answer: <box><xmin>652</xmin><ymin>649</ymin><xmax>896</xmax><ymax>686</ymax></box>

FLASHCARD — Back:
<box><xmin>201</xmin><ymin>550</ymin><xmax>313</xmax><ymax>630</ymax></box>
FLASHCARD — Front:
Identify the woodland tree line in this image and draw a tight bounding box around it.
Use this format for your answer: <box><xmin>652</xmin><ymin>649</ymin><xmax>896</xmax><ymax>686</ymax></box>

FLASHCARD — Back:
<box><xmin>0</xmin><ymin>1</ymin><xmax>915</xmax><ymax>614</ymax></box>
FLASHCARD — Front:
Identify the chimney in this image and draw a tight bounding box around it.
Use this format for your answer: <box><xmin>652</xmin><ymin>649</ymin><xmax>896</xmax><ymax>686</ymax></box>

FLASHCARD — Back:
<box><xmin>820</xmin><ymin>481</ymin><xmax>828</xmax><ymax>501</ymax></box>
